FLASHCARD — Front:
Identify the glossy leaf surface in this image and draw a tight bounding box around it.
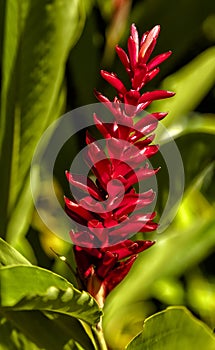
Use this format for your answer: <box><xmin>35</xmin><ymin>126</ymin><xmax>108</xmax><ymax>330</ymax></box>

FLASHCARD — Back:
<box><xmin>126</xmin><ymin>307</ymin><xmax>215</xmax><ymax>350</ymax></box>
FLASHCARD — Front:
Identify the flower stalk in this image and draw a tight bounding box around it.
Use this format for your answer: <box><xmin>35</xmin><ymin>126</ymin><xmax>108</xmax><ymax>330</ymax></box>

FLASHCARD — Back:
<box><xmin>92</xmin><ymin>323</ymin><xmax>109</xmax><ymax>350</ymax></box>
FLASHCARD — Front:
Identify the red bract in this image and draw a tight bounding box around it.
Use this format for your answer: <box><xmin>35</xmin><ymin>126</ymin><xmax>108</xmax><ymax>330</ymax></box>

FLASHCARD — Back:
<box><xmin>65</xmin><ymin>24</ymin><xmax>175</xmax><ymax>307</ymax></box>
<box><xmin>74</xmin><ymin>240</ymin><xmax>155</xmax><ymax>307</ymax></box>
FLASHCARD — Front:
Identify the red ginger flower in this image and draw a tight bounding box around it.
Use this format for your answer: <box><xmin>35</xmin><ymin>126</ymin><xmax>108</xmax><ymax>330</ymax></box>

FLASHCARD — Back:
<box><xmin>65</xmin><ymin>24</ymin><xmax>175</xmax><ymax>307</ymax></box>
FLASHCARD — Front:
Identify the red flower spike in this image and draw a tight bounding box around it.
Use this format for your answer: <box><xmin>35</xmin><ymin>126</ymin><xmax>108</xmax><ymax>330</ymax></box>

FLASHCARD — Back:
<box><xmin>65</xmin><ymin>24</ymin><xmax>175</xmax><ymax>307</ymax></box>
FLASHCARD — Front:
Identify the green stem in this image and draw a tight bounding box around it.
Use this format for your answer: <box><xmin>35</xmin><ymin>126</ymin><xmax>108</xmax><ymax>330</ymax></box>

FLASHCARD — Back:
<box><xmin>92</xmin><ymin>320</ymin><xmax>108</xmax><ymax>350</ymax></box>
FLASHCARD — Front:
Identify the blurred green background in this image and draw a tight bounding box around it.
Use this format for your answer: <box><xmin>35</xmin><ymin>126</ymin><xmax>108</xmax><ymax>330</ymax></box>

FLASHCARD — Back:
<box><xmin>0</xmin><ymin>0</ymin><xmax>215</xmax><ymax>349</ymax></box>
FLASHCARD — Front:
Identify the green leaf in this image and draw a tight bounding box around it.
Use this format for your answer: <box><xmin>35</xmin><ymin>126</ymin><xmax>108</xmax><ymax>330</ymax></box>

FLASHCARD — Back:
<box><xmin>159</xmin><ymin>113</ymin><xmax>215</xmax><ymax>141</ymax></box>
<box><xmin>0</xmin><ymin>238</ymin><xmax>31</xmax><ymax>267</ymax></box>
<box><xmin>44</xmin><ymin>313</ymin><xmax>95</xmax><ymax>350</ymax></box>
<box><xmin>0</xmin><ymin>223</ymin><xmax>96</xmax><ymax>349</ymax></box>
<box><xmin>1</xmin><ymin>311</ymin><xmax>95</xmax><ymax>350</ymax></box>
<box><xmin>0</xmin><ymin>0</ymin><xmax>6</xmax><ymax>68</ymax></box>
<box><xmin>152</xmin><ymin>132</ymin><xmax>215</xmax><ymax>217</ymax></box>
<box><xmin>0</xmin><ymin>265</ymin><xmax>100</xmax><ymax>348</ymax></box>
<box><xmin>0</xmin><ymin>0</ymin><xmax>86</xmax><ymax>247</ymax></box>
<box><xmin>0</xmin><ymin>265</ymin><xmax>102</xmax><ymax>325</ymax></box>
<box><xmin>126</xmin><ymin>307</ymin><xmax>215</xmax><ymax>350</ymax></box>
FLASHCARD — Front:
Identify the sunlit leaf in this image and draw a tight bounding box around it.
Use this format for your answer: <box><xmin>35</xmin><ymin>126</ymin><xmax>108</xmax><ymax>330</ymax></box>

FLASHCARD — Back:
<box><xmin>0</xmin><ymin>201</ymin><xmax>96</xmax><ymax>349</ymax></box>
<box><xmin>0</xmin><ymin>0</ymin><xmax>86</xmax><ymax>253</ymax></box>
<box><xmin>126</xmin><ymin>307</ymin><xmax>215</xmax><ymax>350</ymax></box>
<box><xmin>0</xmin><ymin>265</ymin><xmax>102</xmax><ymax>325</ymax></box>
<box><xmin>158</xmin><ymin>113</ymin><xmax>215</xmax><ymax>142</ymax></box>
<box><xmin>0</xmin><ymin>238</ymin><xmax>31</xmax><ymax>267</ymax></box>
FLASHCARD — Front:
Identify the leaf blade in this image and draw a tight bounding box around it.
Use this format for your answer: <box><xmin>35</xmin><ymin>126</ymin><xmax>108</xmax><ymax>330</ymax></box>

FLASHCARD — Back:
<box><xmin>0</xmin><ymin>265</ymin><xmax>102</xmax><ymax>325</ymax></box>
<box><xmin>126</xmin><ymin>307</ymin><xmax>215</xmax><ymax>350</ymax></box>
<box><xmin>0</xmin><ymin>238</ymin><xmax>31</xmax><ymax>267</ymax></box>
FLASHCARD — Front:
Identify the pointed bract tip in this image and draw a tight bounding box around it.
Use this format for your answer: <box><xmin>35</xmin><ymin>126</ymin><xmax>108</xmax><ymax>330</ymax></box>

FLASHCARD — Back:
<box><xmin>167</xmin><ymin>91</ymin><xmax>176</xmax><ymax>96</ymax></box>
<box><xmin>152</xmin><ymin>24</ymin><xmax>160</xmax><ymax>37</ymax></box>
<box><xmin>130</xmin><ymin>23</ymin><xmax>138</xmax><ymax>36</ymax></box>
<box><xmin>65</xmin><ymin>170</ymin><xmax>71</xmax><ymax>181</ymax></box>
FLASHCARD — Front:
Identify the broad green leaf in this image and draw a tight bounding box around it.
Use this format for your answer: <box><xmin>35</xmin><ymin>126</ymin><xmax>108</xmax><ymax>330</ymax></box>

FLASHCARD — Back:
<box><xmin>0</xmin><ymin>0</ymin><xmax>20</xmax><ymax>237</ymax></box>
<box><xmin>0</xmin><ymin>199</ymin><xmax>95</xmax><ymax>348</ymax></box>
<box><xmin>126</xmin><ymin>307</ymin><xmax>215</xmax><ymax>350</ymax></box>
<box><xmin>0</xmin><ymin>0</ymin><xmax>6</xmax><ymax>69</ymax></box>
<box><xmin>0</xmin><ymin>265</ymin><xmax>102</xmax><ymax>325</ymax></box>
<box><xmin>0</xmin><ymin>0</ymin><xmax>86</xmax><ymax>249</ymax></box>
<box><xmin>0</xmin><ymin>264</ymin><xmax>98</xmax><ymax>348</ymax></box>
<box><xmin>0</xmin><ymin>238</ymin><xmax>31</xmax><ymax>267</ymax></box>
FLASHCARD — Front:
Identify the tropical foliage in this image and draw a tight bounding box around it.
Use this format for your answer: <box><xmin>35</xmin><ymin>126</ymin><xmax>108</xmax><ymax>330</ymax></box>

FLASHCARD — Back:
<box><xmin>0</xmin><ymin>0</ymin><xmax>214</xmax><ymax>349</ymax></box>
